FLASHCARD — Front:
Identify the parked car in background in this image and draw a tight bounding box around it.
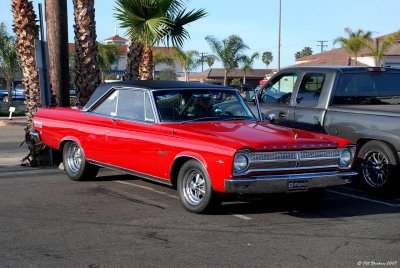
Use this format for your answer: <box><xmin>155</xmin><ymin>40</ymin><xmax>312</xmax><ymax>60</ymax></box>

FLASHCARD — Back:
<box><xmin>31</xmin><ymin>81</ymin><xmax>357</xmax><ymax>213</ymax></box>
<box><xmin>232</xmin><ymin>84</ymin><xmax>255</xmax><ymax>102</ymax></box>
<box><xmin>255</xmin><ymin>66</ymin><xmax>400</xmax><ymax>193</ymax></box>
<box><xmin>0</xmin><ymin>84</ymin><xmax>25</xmax><ymax>102</ymax></box>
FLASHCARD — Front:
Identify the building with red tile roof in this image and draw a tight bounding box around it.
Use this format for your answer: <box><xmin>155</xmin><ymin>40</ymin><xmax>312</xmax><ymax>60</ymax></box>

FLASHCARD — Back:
<box><xmin>295</xmin><ymin>32</ymin><xmax>400</xmax><ymax>68</ymax></box>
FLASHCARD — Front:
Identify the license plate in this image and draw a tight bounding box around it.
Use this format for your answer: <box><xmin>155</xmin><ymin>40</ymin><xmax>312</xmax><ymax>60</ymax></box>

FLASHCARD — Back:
<box><xmin>287</xmin><ymin>180</ymin><xmax>309</xmax><ymax>192</ymax></box>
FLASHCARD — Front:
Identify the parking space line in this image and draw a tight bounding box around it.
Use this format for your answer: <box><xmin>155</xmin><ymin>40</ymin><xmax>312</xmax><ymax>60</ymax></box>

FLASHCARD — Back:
<box><xmin>328</xmin><ymin>190</ymin><xmax>400</xmax><ymax>208</ymax></box>
<box><xmin>114</xmin><ymin>180</ymin><xmax>179</xmax><ymax>199</ymax></box>
<box><xmin>232</xmin><ymin>214</ymin><xmax>252</xmax><ymax>220</ymax></box>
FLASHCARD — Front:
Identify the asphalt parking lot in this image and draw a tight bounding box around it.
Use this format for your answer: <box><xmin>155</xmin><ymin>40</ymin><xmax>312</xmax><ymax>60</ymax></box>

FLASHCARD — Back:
<box><xmin>1</xmin><ymin>122</ymin><xmax>399</xmax><ymax>267</ymax></box>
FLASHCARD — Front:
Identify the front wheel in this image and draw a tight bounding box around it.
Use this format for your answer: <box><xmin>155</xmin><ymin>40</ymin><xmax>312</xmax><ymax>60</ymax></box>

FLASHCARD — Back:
<box><xmin>63</xmin><ymin>141</ymin><xmax>98</xmax><ymax>181</ymax></box>
<box><xmin>177</xmin><ymin>160</ymin><xmax>219</xmax><ymax>213</ymax></box>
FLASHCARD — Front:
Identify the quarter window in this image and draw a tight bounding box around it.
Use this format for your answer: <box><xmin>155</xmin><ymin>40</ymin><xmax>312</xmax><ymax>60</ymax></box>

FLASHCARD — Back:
<box><xmin>92</xmin><ymin>90</ymin><xmax>118</xmax><ymax>116</ymax></box>
<box><xmin>296</xmin><ymin>73</ymin><xmax>325</xmax><ymax>107</ymax></box>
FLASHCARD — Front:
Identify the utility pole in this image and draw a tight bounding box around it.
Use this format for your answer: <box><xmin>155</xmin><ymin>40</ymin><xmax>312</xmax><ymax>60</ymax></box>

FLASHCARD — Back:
<box><xmin>317</xmin><ymin>40</ymin><xmax>328</xmax><ymax>54</ymax></box>
<box><xmin>277</xmin><ymin>0</ymin><xmax>281</xmax><ymax>71</ymax></box>
<box><xmin>199</xmin><ymin>52</ymin><xmax>208</xmax><ymax>72</ymax></box>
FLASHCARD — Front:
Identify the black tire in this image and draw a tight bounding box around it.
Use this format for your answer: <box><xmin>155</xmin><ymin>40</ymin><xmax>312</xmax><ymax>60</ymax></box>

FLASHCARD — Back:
<box><xmin>357</xmin><ymin>140</ymin><xmax>398</xmax><ymax>192</ymax></box>
<box><xmin>177</xmin><ymin>159</ymin><xmax>219</xmax><ymax>213</ymax></box>
<box><xmin>62</xmin><ymin>141</ymin><xmax>98</xmax><ymax>181</ymax></box>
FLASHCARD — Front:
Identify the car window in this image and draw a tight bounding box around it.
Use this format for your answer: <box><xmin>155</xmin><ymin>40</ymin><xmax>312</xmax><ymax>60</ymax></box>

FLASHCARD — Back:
<box><xmin>296</xmin><ymin>73</ymin><xmax>325</xmax><ymax>107</ymax></box>
<box><xmin>144</xmin><ymin>93</ymin><xmax>155</xmax><ymax>122</ymax></box>
<box><xmin>261</xmin><ymin>73</ymin><xmax>298</xmax><ymax>105</ymax></box>
<box><xmin>333</xmin><ymin>73</ymin><xmax>400</xmax><ymax>105</ymax></box>
<box><xmin>117</xmin><ymin>90</ymin><xmax>145</xmax><ymax>121</ymax></box>
<box><xmin>92</xmin><ymin>90</ymin><xmax>118</xmax><ymax>116</ymax></box>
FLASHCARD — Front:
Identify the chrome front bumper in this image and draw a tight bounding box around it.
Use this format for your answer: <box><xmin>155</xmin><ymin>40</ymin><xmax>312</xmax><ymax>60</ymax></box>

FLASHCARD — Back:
<box><xmin>224</xmin><ymin>171</ymin><xmax>357</xmax><ymax>194</ymax></box>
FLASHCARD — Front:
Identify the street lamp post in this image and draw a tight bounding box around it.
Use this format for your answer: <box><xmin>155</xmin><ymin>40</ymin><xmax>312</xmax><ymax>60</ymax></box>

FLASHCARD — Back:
<box><xmin>278</xmin><ymin>0</ymin><xmax>281</xmax><ymax>71</ymax></box>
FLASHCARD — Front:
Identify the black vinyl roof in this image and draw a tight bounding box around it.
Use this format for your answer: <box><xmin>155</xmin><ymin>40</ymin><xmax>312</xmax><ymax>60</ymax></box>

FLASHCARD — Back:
<box><xmin>83</xmin><ymin>80</ymin><xmax>232</xmax><ymax>111</ymax></box>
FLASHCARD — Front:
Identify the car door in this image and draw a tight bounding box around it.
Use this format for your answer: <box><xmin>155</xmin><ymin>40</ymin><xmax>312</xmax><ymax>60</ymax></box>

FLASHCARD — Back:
<box><xmin>293</xmin><ymin>72</ymin><xmax>331</xmax><ymax>132</ymax></box>
<box><xmin>106</xmin><ymin>88</ymin><xmax>161</xmax><ymax>177</ymax></box>
<box><xmin>258</xmin><ymin>72</ymin><xmax>299</xmax><ymax>127</ymax></box>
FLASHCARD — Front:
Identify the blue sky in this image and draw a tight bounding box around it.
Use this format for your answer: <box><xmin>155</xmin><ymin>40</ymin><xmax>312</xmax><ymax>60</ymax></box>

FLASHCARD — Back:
<box><xmin>1</xmin><ymin>0</ymin><xmax>400</xmax><ymax>70</ymax></box>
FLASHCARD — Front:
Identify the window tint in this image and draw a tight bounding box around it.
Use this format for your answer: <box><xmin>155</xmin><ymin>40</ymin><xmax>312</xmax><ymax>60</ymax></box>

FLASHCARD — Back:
<box><xmin>261</xmin><ymin>73</ymin><xmax>298</xmax><ymax>105</ymax></box>
<box><xmin>296</xmin><ymin>73</ymin><xmax>325</xmax><ymax>107</ymax></box>
<box><xmin>92</xmin><ymin>90</ymin><xmax>118</xmax><ymax>116</ymax></box>
<box><xmin>333</xmin><ymin>73</ymin><xmax>400</xmax><ymax>105</ymax></box>
<box><xmin>117</xmin><ymin>90</ymin><xmax>145</xmax><ymax>121</ymax></box>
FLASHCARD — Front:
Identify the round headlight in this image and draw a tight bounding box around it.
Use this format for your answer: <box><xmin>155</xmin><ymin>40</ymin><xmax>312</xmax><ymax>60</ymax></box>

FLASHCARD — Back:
<box><xmin>234</xmin><ymin>153</ymin><xmax>249</xmax><ymax>172</ymax></box>
<box><xmin>340</xmin><ymin>148</ymin><xmax>352</xmax><ymax>167</ymax></box>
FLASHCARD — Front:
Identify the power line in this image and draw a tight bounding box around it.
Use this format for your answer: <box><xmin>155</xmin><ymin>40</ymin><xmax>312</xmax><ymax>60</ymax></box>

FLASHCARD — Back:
<box><xmin>317</xmin><ymin>40</ymin><xmax>328</xmax><ymax>53</ymax></box>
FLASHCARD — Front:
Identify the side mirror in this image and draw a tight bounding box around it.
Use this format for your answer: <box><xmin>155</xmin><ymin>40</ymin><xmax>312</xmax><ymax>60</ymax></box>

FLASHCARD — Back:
<box><xmin>265</xmin><ymin>113</ymin><xmax>276</xmax><ymax>122</ymax></box>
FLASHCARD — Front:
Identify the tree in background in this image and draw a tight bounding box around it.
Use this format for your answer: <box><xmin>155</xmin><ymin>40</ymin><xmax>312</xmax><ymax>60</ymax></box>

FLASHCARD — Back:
<box><xmin>334</xmin><ymin>28</ymin><xmax>372</xmax><ymax>65</ymax></box>
<box><xmin>0</xmin><ymin>31</ymin><xmax>20</xmax><ymax>103</ymax></box>
<box><xmin>175</xmin><ymin>49</ymin><xmax>201</xmax><ymax>81</ymax></box>
<box><xmin>153</xmin><ymin>49</ymin><xmax>175</xmax><ymax>78</ymax></box>
<box><xmin>73</xmin><ymin>0</ymin><xmax>101</xmax><ymax>106</ymax></box>
<box><xmin>159</xmin><ymin>67</ymin><xmax>177</xmax><ymax>80</ymax></box>
<box><xmin>261</xmin><ymin>51</ymin><xmax>273</xmax><ymax>68</ymax></box>
<box><xmin>240</xmin><ymin>52</ymin><xmax>259</xmax><ymax>84</ymax></box>
<box><xmin>366</xmin><ymin>32</ymin><xmax>400</xmax><ymax>66</ymax></box>
<box><xmin>114</xmin><ymin>0</ymin><xmax>207</xmax><ymax>80</ymax></box>
<box><xmin>124</xmin><ymin>40</ymin><xmax>143</xmax><ymax>80</ymax></box>
<box><xmin>205</xmin><ymin>35</ymin><xmax>249</xmax><ymax>86</ymax></box>
<box><xmin>12</xmin><ymin>0</ymin><xmax>47</xmax><ymax>166</ymax></box>
<box><xmin>98</xmin><ymin>43</ymin><xmax>120</xmax><ymax>82</ymax></box>
<box><xmin>295</xmin><ymin>47</ymin><xmax>313</xmax><ymax>59</ymax></box>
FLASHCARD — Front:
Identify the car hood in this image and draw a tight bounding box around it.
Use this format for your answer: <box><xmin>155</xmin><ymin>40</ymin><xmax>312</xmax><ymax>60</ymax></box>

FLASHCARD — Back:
<box><xmin>167</xmin><ymin>121</ymin><xmax>350</xmax><ymax>151</ymax></box>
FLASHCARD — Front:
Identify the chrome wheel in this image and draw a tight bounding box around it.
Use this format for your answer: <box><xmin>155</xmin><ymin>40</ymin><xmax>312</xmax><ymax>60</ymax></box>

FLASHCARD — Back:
<box><xmin>65</xmin><ymin>143</ymin><xmax>83</xmax><ymax>174</ymax></box>
<box><xmin>362</xmin><ymin>151</ymin><xmax>389</xmax><ymax>188</ymax></box>
<box><xmin>183</xmin><ymin>170</ymin><xmax>206</xmax><ymax>206</ymax></box>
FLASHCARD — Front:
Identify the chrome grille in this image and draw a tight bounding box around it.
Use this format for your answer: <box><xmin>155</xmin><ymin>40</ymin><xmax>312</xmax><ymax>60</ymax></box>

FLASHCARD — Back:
<box><xmin>248</xmin><ymin>149</ymin><xmax>340</xmax><ymax>172</ymax></box>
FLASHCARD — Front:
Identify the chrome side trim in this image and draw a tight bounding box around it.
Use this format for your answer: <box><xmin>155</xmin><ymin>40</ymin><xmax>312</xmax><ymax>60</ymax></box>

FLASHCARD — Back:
<box><xmin>87</xmin><ymin>159</ymin><xmax>173</xmax><ymax>187</ymax></box>
<box><xmin>225</xmin><ymin>171</ymin><xmax>357</xmax><ymax>194</ymax></box>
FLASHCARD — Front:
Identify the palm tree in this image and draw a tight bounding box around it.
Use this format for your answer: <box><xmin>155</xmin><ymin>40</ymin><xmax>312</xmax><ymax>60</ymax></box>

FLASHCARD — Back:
<box><xmin>205</xmin><ymin>35</ymin><xmax>249</xmax><ymax>86</ymax></box>
<box><xmin>175</xmin><ymin>49</ymin><xmax>201</xmax><ymax>81</ymax></box>
<box><xmin>261</xmin><ymin>51</ymin><xmax>273</xmax><ymax>68</ymax></box>
<box><xmin>0</xmin><ymin>34</ymin><xmax>20</xmax><ymax>104</ymax></box>
<box><xmin>125</xmin><ymin>40</ymin><xmax>143</xmax><ymax>80</ymax></box>
<box><xmin>206</xmin><ymin>55</ymin><xmax>215</xmax><ymax>69</ymax></box>
<box><xmin>12</xmin><ymin>0</ymin><xmax>47</xmax><ymax>166</ymax></box>
<box><xmin>45</xmin><ymin>0</ymin><xmax>69</xmax><ymax>107</ymax></box>
<box><xmin>98</xmin><ymin>43</ymin><xmax>121</xmax><ymax>82</ymax></box>
<box><xmin>240</xmin><ymin>52</ymin><xmax>259</xmax><ymax>84</ymax></box>
<box><xmin>366</xmin><ymin>32</ymin><xmax>400</xmax><ymax>66</ymax></box>
<box><xmin>114</xmin><ymin>0</ymin><xmax>207</xmax><ymax>80</ymax></box>
<box><xmin>73</xmin><ymin>0</ymin><xmax>101</xmax><ymax>106</ymax></box>
<box><xmin>334</xmin><ymin>28</ymin><xmax>372</xmax><ymax>66</ymax></box>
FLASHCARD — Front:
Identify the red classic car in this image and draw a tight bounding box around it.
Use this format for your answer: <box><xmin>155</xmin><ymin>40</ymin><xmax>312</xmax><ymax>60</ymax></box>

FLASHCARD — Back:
<box><xmin>31</xmin><ymin>81</ymin><xmax>357</xmax><ymax>213</ymax></box>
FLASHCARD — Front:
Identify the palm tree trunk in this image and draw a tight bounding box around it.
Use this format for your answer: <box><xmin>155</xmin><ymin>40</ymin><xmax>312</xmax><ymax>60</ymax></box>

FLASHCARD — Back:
<box><xmin>125</xmin><ymin>40</ymin><xmax>143</xmax><ymax>80</ymax></box>
<box><xmin>12</xmin><ymin>0</ymin><xmax>49</xmax><ymax>166</ymax></box>
<box><xmin>140</xmin><ymin>47</ymin><xmax>153</xmax><ymax>80</ymax></box>
<box><xmin>45</xmin><ymin>0</ymin><xmax>70</xmax><ymax>107</ymax></box>
<box><xmin>243</xmin><ymin>71</ymin><xmax>247</xmax><ymax>84</ymax></box>
<box><xmin>73</xmin><ymin>0</ymin><xmax>101</xmax><ymax>106</ymax></box>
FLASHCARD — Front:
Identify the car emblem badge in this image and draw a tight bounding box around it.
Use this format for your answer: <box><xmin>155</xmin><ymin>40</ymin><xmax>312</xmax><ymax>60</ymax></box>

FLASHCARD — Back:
<box><xmin>294</xmin><ymin>133</ymin><xmax>298</xmax><ymax>140</ymax></box>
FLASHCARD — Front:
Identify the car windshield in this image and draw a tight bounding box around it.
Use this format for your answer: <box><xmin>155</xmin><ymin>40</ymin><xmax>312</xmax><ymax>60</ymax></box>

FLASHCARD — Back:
<box><xmin>153</xmin><ymin>89</ymin><xmax>255</xmax><ymax>123</ymax></box>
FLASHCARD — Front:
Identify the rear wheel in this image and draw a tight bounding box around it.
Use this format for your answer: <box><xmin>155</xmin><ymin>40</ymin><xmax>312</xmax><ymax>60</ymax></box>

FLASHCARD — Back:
<box><xmin>177</xmin><ymin>160</ymin><xmax>219</xmax><ymax>213</ymax></box>
<box><xmin>358</xmin><ymin>140</ymin><xmax>398</xmax><ymax>192</ymax></box>
<box><xmin>63</xmin><ymin>141</ymin><xmax>98</xmax><ymax>181</ymax></box>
